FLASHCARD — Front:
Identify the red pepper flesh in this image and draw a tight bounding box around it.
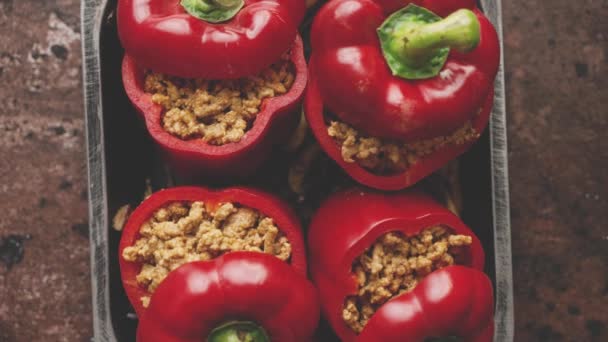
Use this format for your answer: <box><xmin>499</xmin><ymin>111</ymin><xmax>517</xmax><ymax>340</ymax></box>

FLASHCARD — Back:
<box><xmin>305</xmin><ymin>69</ymin><xmax>494</xmax><ymax>190</ymax></box>
<box><xmin>136</xmin><ymin>252</ymin><xmax>320</xmax><ymax>342</ymax></box>
<box><xmin>119</xmin><ymin>186</ymin><xmax>307</xmax><ymax>317</ymax></box>
<box><xmin>118</xmin><ymin>0</ymin><xmax>305</xmax><ymax>79</ymax></box>
<box><xmin>310</xmin><ymin>0</ymin><xmax>500</xmax><ymax>141</ymax></box>
<box><xmin>308</xmin><ymin>189</ymin><xmax>488</xmax><ymax>341</ymax></box>
<box><xmin>305</xmin><ymin>0</ymin><xmax>499</xmax><ymax>190</ymax></box>
<box><xmin>358</xmin><ymin>265</ymin><xmax>494</xmax><ymax>342</ymax></box>
<box><xmin>122</xmin><ymin>36</ymin><xmax>307</xmax><ymax>180</ymax></box>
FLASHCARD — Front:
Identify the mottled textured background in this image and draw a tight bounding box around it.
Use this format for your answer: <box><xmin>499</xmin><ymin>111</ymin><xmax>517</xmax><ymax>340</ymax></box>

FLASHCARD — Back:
<box><xmin>0</xmin><ymin>0</ymin><xmax>606</xmax><ymax>341</ymax></box>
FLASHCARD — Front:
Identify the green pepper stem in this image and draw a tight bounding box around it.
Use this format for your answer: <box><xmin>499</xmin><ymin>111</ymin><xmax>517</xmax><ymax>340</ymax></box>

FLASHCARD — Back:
<box><xmin>186</xmin><ymin>0</ymin><xmax>212</xmax><ymax>12</ymax></box>
<box><xmin>210</xmin><ymin>0</ymin><xmax>241</xmax><ymax>9</ymax></box>
<box><xmin>208</xmin><ymin>321</ymin><xmax>270</xmax><ymax>342</ymax></box>
<box><xmin>185</xmin><ymin>0</ymin><xmax>240</xmax><ymax>11</ymax></box>
<box><xmin>401</xmin><ymin>9</ymin><xmax>480</xmax><ymax>66</ymax></box>
<box><xmin>181</xmin><ymin>0</ymin><xmax>244</xmax><ymax>23</ymax></box>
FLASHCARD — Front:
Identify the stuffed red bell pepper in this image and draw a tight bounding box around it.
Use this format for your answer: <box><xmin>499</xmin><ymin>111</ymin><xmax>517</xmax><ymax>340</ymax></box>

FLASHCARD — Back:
<box><xmin>119</xmin><ymin>186</ymin><xmax>306</xmax><ymax>316</ymax></box>
<box><xmin>308</xmin><ymin>189</ymin><xmax>494</xmax><ymax>341</ymax></box>
<box><xmin>119</xmin><ymin>0</ymin><xmax>307</xmax><ymax>179</ymax></box>
<box><xmin>306</xmin><ymin>0</ymin><xmax>500</xmax><ymax>190</ymax></box>
<box><xmin>137</xmin><ymin>252</ymin><xmax>320</xmax><ymax>342</ymax></box>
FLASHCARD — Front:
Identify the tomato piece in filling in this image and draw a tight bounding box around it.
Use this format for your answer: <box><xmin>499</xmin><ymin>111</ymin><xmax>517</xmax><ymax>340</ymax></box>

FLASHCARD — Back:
<box><xmin>122</xmin><ymin>201</ymin><xmax>291</xmax><ymax>307</ymax></box>
<box><xmin>143</xmin><ymin>55</ymin><xmax>295</xmax><ymax>146</ymax></box>
<box><xmin>327</xmin><ymin>117</ymin><xmax>479</xmax><ymax>175</ymax></box>
<box><xmin>342</xmin><ymin>226</ymin><xmax>472</xmax><ymax>333</ymax></box>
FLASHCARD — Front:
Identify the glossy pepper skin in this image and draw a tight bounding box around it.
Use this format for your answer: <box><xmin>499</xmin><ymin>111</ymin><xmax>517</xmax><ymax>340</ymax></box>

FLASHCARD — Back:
<box><xmin>117</xmin><ymin>0</ymin><xmax>305</xmax><ymax>79</ymax></box>
<box><xmin>310</xmin><ymin>0</ymin><xmax>500</xmax><ymax>141</ymax></box>
<box><xmin>306</xmin><ymin>0</ymin><xmax>499</xmax><ymax>191</ymax></box>
<box><xmin>308</xmin><ymin>189</ymin><xmax>490</xmax><ymax>341</ymax></box>
<box><xmin>119</xmin><ymin>186</ymin><xmax>307</xmax><ymax>317</ymax></box>
<box><xmin>358</xmin><ymin>265</ymin><xmax>494</xmax><ymax>342</ymax></box>
<box><xmin>306</xmin><ymin>74</ymin><xmax>494</xmax><ymax>191</ymax></box>
<box><xmin>136</xmin><ymin>252</ymin><xmax>320</xmax><ymax>342</ymax></box>
<box><xmin>122</xmin><ymin>36</ymin><xmax>307</xmax><ymax>180</ymax></box>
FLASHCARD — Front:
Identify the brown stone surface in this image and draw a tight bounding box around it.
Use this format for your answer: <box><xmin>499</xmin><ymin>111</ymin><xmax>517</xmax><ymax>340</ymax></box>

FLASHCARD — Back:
<box><xmin>0</xmin><ymin>0</ymin><xmax>606</xmax><ymax>341</ymax></box>
<box><xmin>0</xmin><ymin>0</ymin><xmax>90</xmax><ymax>341</ymax></box>
<box><xmin>503</xmin><ymin>0</ymin><xmax>608</xmax><ymax>340</ymax></box>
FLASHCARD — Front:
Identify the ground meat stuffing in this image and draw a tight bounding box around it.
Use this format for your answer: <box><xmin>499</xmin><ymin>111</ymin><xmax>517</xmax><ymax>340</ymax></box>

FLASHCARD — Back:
<box><xmin>122</xmin><ymin>202</ymin><xmax>291</xmax><ymax>307</ymax></box>
<box><xmin>144</xmin><ymin>57</ymin><xmax>295</xmax><ymax>145</ymax></box>
<box><xmin>342</xmin><ymin>226</ymin><xmax>472</xmax><ymax>333</ymax></box>
<box><xmin>328</xmin><ymin>119</ymin><xmax>479</xmax><ymax>174</ymax></box>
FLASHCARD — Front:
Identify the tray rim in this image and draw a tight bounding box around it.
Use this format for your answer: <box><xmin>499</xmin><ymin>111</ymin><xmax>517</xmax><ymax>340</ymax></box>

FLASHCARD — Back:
<box><xmin>81</xmin><ymin>0</ymin><xmax>514</xmax><ymax>340</ymax></box>
<box><xmin>483</xmin><ymin>0</ymin><xmax>515</xmax><ymax>340</ymax></box>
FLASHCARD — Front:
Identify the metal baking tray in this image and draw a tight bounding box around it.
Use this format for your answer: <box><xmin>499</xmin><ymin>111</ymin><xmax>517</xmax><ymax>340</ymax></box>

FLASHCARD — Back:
<box><xmin>82</xmin><ymin>0</ymin><xmax>514</xmax><ymax>340</ymax></box>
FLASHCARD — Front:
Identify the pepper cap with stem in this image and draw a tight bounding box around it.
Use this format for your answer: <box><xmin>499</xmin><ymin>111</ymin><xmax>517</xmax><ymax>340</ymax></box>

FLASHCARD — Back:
<box><xmin>378</xmin><ymin>4</ymin><xmax>480</xmax><ymax>80</ymax></box>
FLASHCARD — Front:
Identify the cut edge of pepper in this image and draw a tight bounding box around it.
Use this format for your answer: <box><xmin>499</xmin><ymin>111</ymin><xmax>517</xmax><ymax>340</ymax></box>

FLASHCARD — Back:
<box><xmin>122</xmin><ymin>35</ymin><xmax>308</xmax><ymax>157</ymax></box>
<box><xmin>324</xmin><ymin>113</ymin><xmax>480</xmax><ymax>177</ymax></box>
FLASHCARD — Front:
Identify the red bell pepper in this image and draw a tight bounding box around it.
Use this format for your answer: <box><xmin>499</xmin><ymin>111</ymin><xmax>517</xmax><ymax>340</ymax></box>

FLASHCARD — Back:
<box><xmin>308</xmin><ymin>188</ymin><xmax>491</xmax><ymax>341</ymax></box>
<box><xmin>306</xmin><ymin>78</ymin><xmax>493</xmax><ymax>191</ymax></box>
<box><xmin>358</xmin><ymin>265</ymin><xmax>494</xmax><ymax>342</ymax></box>
<box><xmin>305</xmin><ymin>0</ymin><xmax>500</xmax><ymax>190</ymax></box>
<box><xmin>137</xmin><ymin>252</ymin><xmax>320</xmax><ymax>342</ymax></box>
<box><xmin>121</xmin><ymin>36</ymin><xmax>307</xmax><ymax>180</ymax></box>
<box><xmin>119</xmin><ymin>186</ymin><xmax>307</xmax><ymax>317</ymax></box>
<box><xmin>117</xmin><ymin>0</ymin><xmax>305</xmax><ymax>79</ymax></box>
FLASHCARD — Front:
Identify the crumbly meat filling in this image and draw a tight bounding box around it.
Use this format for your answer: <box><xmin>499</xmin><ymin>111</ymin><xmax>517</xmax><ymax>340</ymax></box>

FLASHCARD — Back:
<box><xmin>122</xmin><ymin>202</ymin><xmax>291</xmax><ymax>307</ymax></box>
<box><xmin>327</xmin><ymin>119</ymin><xmax>479</xmax><ymax>174</ymax></box>
<box><xmin>342</xmin><ymin>226</ymin><xmax>472</xmax><ymax>333</ymax></box>
<box><xmin>145</xmin><ymin>57</ymin><xmax>295</xmax><ymax>145</ymax></box>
